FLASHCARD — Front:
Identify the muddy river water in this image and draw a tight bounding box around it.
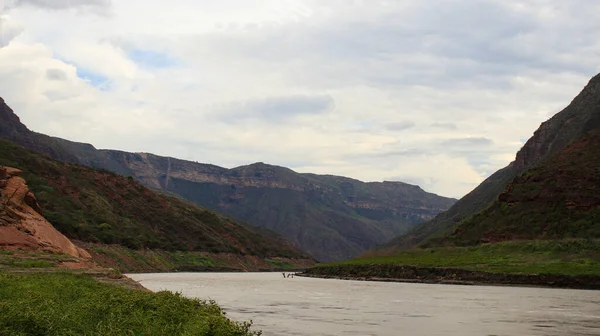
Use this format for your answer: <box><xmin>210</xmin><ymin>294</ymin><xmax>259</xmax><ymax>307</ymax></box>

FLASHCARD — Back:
<box><xmin>129</xmin><ymin>272</ymin><xmax>600</xmax><ymax>336</ymax></box>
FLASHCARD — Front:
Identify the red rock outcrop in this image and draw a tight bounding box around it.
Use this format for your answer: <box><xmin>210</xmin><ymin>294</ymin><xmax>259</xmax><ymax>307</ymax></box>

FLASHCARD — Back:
<box><xmin>0</xmin><ymin>166</ymin><xmax>91</xmax><ymax>260</ymax></box>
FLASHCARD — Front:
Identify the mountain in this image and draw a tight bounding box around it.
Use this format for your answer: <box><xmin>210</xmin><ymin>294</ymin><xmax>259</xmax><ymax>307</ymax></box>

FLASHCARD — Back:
<box><xmin>441</xmin><ymin>114</ymin><xmax>600</xmax><ymax>245</ymax></box>
<box><xmin>386</xmin><ymin>73</ymin><xmax>600</xmax><ymax>249</ymax></box>
<box><xmin>0</xmin><ymin>138</ymin><xmax>313</xmax><ymax>271</ymax></box>
<box><xmin>0</xmin><ymin>98</ymin><xmax>456</xmax><ymax>261</ymax></box>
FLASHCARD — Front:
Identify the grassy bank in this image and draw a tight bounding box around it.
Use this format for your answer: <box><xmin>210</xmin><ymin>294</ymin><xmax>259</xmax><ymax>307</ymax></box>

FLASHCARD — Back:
<box><xmin>324</xmin><ymin>240</ymin><xmax>600</xmax><ymax>276</ymax></box>
<box><xmin>0</xmin><ymin>271</ymin><xmax>261</xmax><ymax>336</ymax></box>
<box><xmin>81</xmin><ymin>243</ymin><xmax>311</xmax><ymax>273</ymax></box>
<box><xmin>0</xmin><ymin>250</ymin><xmax>73</xmax><ymax>270</ymax></box>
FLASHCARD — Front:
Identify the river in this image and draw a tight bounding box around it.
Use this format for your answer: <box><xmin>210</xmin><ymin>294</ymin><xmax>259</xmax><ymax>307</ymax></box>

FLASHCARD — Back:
<box><xmin>128</xmin><ymin>272</ymin><xmax>600</xmax><ymax>336</ymax></box>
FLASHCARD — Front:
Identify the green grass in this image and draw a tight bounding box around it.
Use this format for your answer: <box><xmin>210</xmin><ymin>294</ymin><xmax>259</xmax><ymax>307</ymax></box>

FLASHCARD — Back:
<box><xmin>167</xmin><ymin>251</ymin><xmax>216</xmax><ymax>268</ymax></box>
<box><xmin>85</xmin><ymin>244</ymin><xmax>224</xmax><ymax>272</ymax></box>
<box><xmin>7</xmin><ymin>260</ymin><xmax>56</xmax><ymax>268</ymax></box>
<box><xmin>327</xmin><ymin>240</ymin><xmax>600</xmax><ymax>276</ymax></box>
<box><xmin>265</xmin><ymin>258</ymin><xmax>294</xmax><ymax>269</ymax></box>
<box><xmin>0</xmin><ymin>272</ymin><xmax>261</xmax><ymax>336</ymax></box>
<box><xmin>0</xmin><ymin>255</ymin><xmax>57</xmax><ymax>268</ymax></box>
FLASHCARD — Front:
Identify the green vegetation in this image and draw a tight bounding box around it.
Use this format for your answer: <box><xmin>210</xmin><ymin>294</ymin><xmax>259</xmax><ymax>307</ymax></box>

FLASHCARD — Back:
<box><xmin>386</xmin><ymin>74</ymin><xmax>600</xmax><ymax>250</ymax></box>
<box><xmin>384</xmin><ymin>166</ymin><xmax>516</xmax><ymax>249</ymax></box>
<box><xmin>437</xmin><ymin>131</ymin><xmax>600</xmax><ymax>246</ymax></box>
<box><xmin>0</xmin><ymin>257</ymin><xmax>56</xmax><ymax>268</ymax></box>
<box><xmin>0</xmin><ymin>251</ymin><xmax>74</xmax><ymax>269</ymax></box>
<box><xmin>265</xmin><ymin>258</ymin><xmax>293</xmax><ymax>269</ymax></box>
<box><xmin>1</xmin><ymin>97</ymin><xmax>455</xmax><ymax>262</ymax></box>
<box><xmin>164</xmin><ymin>165</ymin><xmax>455</xmax><ymax>262</ymax></box>
<box><xmin>328</xmin><ymin>240</ymin><xmax>600</xmax><ymax>276</ymax></box>
<box><xmin>85</xmin><ymin>244</ymin><xmax>226</xmax><ymax>272</ymax></box>
<box><xmin>0</xmin><ymin>272</ymin><xmax>261</xmax><ymax>336</ymax></box>
<box><xmin>0</xmin><ymin>138</ymin><xmax>308</xmax><ymax>261</ymax></box>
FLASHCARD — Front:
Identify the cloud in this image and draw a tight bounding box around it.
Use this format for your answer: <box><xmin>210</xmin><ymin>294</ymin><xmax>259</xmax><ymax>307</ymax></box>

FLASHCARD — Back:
<box><xmin>0</xmin><ymin>16</ymin><xmax>24</xmax><ymax>48</ymax></box>
<box><xmin>12</xmin><ymin>0</ymin><xmax>111</xmax><ymax>12</ymax></box>
<box><xmin>216</xmin><ymin>94</ymin><xmax>335</xmax><ymax>123</ymax></box>
<box><xmin>45</xmin><ymin>68</ymin><xmax>68</xmax><ymax>81</ymax></box>
<box><xmin>0</xmin><ymin>0</ymin><xmax>599</xmax><ymax>198</ymax></box>
<box><xmin>431</xmin><ymin>122</ymin><xmax>458</xmax><ymax>130</ymax></box>
<box><xmin>385</xmin><ymin>121</ymin><xmax>416</xmax><ymax>131</ymax></box>
<box><xmin>441</xmin><ymin>137</ymin><xmax>494</xmax><ymax>148</ymax></box>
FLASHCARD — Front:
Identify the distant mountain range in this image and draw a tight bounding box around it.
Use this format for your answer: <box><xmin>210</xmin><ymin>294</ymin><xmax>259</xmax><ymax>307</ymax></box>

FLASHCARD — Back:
<box><xmin>0</xmin><ymin>138</ymin><xmax>313</xmax><ymax>272</ymax></box>
<box><xmin>0</xmin><ymin>98</ymin><xmax>455</xmax><ymax>261</ymax></box>
<box><xmin>385</xmin><ymin>73</ymin><xmax>600</xmax><ymax>249</ymax></box>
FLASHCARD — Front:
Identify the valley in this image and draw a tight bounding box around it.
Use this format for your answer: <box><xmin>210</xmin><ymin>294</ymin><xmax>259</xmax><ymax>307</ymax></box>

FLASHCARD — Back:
<box><xmin>2</xmin><ymin>2</ymin><xmax>600</xmax><ymax>335</ymax></box>
<box><xmin>0</xmin><ymin>97</ymin><xmax>455</xmax><ymax>261</ymax></box>
<box><xmin>305</xmin><ymin>73</ymin><xmax>600</xmax><ymax>289</ymax></box>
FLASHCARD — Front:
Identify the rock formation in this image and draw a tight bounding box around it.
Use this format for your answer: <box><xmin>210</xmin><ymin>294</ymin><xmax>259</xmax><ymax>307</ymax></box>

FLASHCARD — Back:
<box><xmin>0</xmin><ymin>166</ymin><xmax>91</xmax><ymax>260</ymax></box>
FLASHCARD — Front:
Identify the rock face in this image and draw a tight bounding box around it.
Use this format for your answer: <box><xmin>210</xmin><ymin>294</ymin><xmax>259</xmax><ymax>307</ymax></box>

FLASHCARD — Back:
<box><xmin>0</xmin><ymin>140</ymin><xmax>314</xmax><ymax>266</ymax></box>
<box><xmin>0</xmin><ymin>100</ymin><xmax>455</xmax><ymax>261</ymax></box>
<box><xmin>0</xmin><ymin>166</ymin><xmax>91</xmax><ymax>259</ymax></box>
<box><xmin>386</xmin><ymin>72</ymin><xmax>600</xmax><ymax>249</ymax></box>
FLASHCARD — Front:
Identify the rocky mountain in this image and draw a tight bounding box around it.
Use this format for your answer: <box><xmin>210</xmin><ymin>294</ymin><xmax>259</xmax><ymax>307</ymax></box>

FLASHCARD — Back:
<box><xmin>0</xmin><ymin>139</ymin><xmax>313</xmax><ymax>271</ymax></box>
<box><xmin>0</xmin><ymin>97</ymin><xmax>455</xmax><ymax>261</ymax></box>
<box><xmin>386</xmin><ymin>72</ymin><xmax>600</xmax><ymax>249</ymax></box>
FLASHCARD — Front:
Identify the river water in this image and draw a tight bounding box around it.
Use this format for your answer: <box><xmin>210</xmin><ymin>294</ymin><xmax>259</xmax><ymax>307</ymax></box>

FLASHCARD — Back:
<box><xmin>128</xmin><ymin>273</ymin><xmax>600</xmax><ymax>336</ymax></box>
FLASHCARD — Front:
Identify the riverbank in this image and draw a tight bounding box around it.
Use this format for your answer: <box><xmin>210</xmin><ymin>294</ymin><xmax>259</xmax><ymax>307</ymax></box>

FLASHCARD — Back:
<box><xmin>79</xmin><ymin>242</ymin><xmax>315</xmax><ymax>273</ymax></box>
<box><xmin>298</xmin><ymin>264</ymin><xmax>600</xmax><ymax>290</ymax></box>
<box><xmin>0</xmin><ymin>249</ymin><xmax>264</xmax><ymax>335</ymax></box>
<box><xmin>299</xmin><ymin>240</ymin><xmax>600</xmax><ymax>290</ymax></box>
<box><xmin>0</xmin><ymin>268</ymin><xmax>262</xmax><ymax>335</ymax></box>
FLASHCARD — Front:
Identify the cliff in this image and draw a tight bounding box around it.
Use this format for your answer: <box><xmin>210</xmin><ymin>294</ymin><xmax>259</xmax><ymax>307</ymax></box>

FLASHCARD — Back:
<box><xmin>0</xmin><ymin>139</ymin><xmax>314</xmax><ymax>272</ymax></box>
<box><xmin>0</xmin><ymin>99</ymin><xmax>455</xmax><ymax>261</ymax></box>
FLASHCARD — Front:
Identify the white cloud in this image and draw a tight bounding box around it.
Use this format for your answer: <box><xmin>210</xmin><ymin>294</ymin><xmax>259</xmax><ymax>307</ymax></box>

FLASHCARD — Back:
<box><xmin>0</xmin><ymin>0</ymin><xmax>599</xmax><ymax>198</ymax></box>
<box><xmin>9</xmin><ymin>0</ymin><xmax>112</xmax><ymax>15</ymax></box>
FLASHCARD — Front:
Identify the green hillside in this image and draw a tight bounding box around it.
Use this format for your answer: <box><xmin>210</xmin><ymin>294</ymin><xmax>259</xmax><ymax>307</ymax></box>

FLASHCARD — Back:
<box><xmin>386</xmin><ymin>72</ymin><xmax>600</xmax><ymax>249</ymax></box>
<box><xmin>303</xmin><ymin>73</ymin><xmax>600</xmax><ymax>288</ymax></box>
<box><xmin>439</xmin><ymin>127</ymin><xmax>600</xmax><ymax>246</ymax></box>
<box><xmin>0</xmin><ymin>138</ymin><xmax>309</xmax><ymax>261</ymax></box>
<box><xmin>0</xmin><ymin>97</ymin><xmax>455</xmax><ymax>262</ymax></box>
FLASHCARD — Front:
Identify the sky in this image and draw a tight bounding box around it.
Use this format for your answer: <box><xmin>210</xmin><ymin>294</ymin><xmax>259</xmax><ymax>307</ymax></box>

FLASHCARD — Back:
<box><xmin>0</xmin><ymin>0</ymin><xmax>598</xmax><ymax>198</ymax></box>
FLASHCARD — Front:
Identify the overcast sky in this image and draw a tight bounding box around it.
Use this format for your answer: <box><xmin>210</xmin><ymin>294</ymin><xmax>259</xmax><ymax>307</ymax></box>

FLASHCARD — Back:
<box><xmin>0</xmin><ymin>0</ymin><xmax>598</xmax><ymax>198</ymax></box>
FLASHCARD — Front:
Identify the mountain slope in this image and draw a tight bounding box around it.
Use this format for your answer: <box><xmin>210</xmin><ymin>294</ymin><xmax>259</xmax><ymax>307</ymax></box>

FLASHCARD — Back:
<box><xmin>0</xmin><ymin>138</ymin><xmax>311</xmax><ymax>264</ymax></box>
<box><xmin>0</xmin><ymin>98</ymin><xmax>455</xmax><ymax>261</ymax></box>
<box><xmin>0</xmin><ymin>166</ymin><xmax>91</xmax><ymax>262</ymax></box>
<box><xmin>385</xmin><ymin>73</ymin><xmax>600</xmax><ymax>249</ymax></box>
<box><xmin>443</xmin><ymin>122</ymin><xmax>600</xmax><ymax>245</ymax></box>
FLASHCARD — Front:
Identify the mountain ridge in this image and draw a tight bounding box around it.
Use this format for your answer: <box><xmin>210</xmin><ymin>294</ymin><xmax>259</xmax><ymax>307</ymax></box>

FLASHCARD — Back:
<box><xmin>0</xmin><ymin>138</ymin><xmax>314</xmax><ymax>270</ymax></box>
<box><xmin>0</xmin><ymin>97</ymin><xmax>455</xmax><ymax>261</ymax></box>
<box><xmin>385</xmin><ymin>72</ymin><xmax>600</xmax><ymax>249</ymax></box>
